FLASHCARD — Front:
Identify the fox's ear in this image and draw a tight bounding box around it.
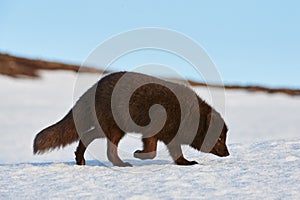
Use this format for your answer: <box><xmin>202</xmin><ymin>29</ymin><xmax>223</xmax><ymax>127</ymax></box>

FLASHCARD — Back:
<box><xmin>200</xmin><ymin>111</ymin><xmax>224</xmax><ymax>153</ymax></box>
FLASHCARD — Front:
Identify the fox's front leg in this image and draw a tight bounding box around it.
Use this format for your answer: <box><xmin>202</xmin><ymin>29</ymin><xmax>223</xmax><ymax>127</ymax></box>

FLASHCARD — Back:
<box><xmin>134</xmin><ymin>136</ymin><xmax>158</xmax><ymax>160</ymax></box>
<box><xmin>167</xmin><ymin>143</ymin><xmax>198</xmax><ymax>165</ymax></box>
<box><xmin>107</xmin><ymin>129</ymin><xmax>132</xmax><ymax>167</ymax></box>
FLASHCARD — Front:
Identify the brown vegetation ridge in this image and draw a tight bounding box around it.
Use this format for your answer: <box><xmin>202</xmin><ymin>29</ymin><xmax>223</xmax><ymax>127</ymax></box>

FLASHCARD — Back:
<box><xmin>0</xmin><ymin>53</ymin><xmax>103</xmax><ymax>78</ymax></box>
<box><xmin>1</xmin><ymin>53</ymin><xmax>299</xmax><ymax>96</ymax></box>
<box><xmin>187</xmin><ymin>80</ymin><xmax>300</xmax><ymax>97</ymax></box>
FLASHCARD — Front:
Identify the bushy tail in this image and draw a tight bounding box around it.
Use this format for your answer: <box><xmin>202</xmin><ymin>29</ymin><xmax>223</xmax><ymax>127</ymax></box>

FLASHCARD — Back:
<box><xmin>33</xmin><ymin>111</ymin><xmax>79</xmax><ymax>154</ymax></box>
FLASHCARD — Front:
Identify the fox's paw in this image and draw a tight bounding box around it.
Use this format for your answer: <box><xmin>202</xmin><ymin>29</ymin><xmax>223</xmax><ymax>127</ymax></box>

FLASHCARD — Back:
<box><xmin>134</xmin><ymin>150</ymin><xmax>156</xmax><ymax>160</ymax></box>
<box><xmin>114</xmin><ymin>162</ymin><xmax>132</xmax><ymax>167</ymax></box>
<box><xmin>175</xmin><ymin>160</ymin><xmax>198</xmax><ymax>166</ymax></box>
<box><xmin>76</xmin><ymin>158</ymin><xmax>86</xmax><ymax>165</ymax></box>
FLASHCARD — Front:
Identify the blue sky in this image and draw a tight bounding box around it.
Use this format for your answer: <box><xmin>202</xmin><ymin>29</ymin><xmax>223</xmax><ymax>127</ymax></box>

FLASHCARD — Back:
<box><xmin>1</xmin><ymin>0</ymin><xmax>299</xmax><ymax>88</ymax></box>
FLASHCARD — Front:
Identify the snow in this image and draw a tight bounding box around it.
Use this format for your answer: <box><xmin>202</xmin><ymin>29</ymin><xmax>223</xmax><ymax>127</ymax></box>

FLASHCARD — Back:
<box><xmin>0</xmin><ymin>71</ymin><xmax>299</xmax><ymax>199</ymax></box>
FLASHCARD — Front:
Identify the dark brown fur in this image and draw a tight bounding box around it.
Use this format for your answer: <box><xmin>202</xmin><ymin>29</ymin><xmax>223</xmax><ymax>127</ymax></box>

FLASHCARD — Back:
<box><xmin>33</xmin><ymin>72</ymin><xmax>229</xmax><ymax>166</ymax></box>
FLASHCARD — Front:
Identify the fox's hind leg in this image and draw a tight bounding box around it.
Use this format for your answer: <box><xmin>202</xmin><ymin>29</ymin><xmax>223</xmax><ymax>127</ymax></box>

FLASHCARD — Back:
<box><xmin>75</xmin><ymin>140</ymin><xmax>86</xmax><ymax>165</ymax></box>
<box><xmin>167</xmin><ymin>143</ymin><xmax>198</xmax><ymax>165</ymax></box>
<box><xmin>134</xmin><ymin>137</ymin><xmax>158</xmax><ymax>160</ymax></box>
<box><xmin>106</xmin><ymin>129</ymin><xmax>132</xmax><ymax>167</ymax></box>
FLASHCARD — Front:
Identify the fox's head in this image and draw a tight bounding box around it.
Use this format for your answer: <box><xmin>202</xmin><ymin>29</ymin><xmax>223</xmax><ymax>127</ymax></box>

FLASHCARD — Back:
<box><xmin>209</xmin><ymin>124</ymin><xmax>230</xmax><ymax>157</ymax></box>
<box><xmin>193</xmin><ymin>110</ymin><xmax>230</xmax><ymax>157</ymax></box>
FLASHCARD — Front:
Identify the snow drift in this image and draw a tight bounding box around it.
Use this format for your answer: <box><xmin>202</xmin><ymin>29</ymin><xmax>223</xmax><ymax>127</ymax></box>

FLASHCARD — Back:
<box><xmin>0</xmin><ymin>71</ymin><xmax>299</xmax><ymax>199</ymax></box>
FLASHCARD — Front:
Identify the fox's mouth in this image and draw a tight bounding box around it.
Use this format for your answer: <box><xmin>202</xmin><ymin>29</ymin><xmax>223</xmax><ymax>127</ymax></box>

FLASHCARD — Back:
<box><xmin>210</xmin><ymin>147</ymin><xmax>230</xmax><ymax>157</ymax></box>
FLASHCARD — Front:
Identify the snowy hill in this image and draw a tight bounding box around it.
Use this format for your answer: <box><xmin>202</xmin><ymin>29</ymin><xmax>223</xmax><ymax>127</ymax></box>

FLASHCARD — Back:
<box><xmin>0</xmin><ymin>71</ymin><xmax>299</xmax><ymax>199</ymax></box>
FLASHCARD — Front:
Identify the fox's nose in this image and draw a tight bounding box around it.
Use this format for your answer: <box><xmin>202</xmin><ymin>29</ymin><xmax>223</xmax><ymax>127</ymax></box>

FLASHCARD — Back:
<box><xmin>223</xmin><ymin>148</ymin><xmax>230</xmax><ymax>157</ymax></box>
